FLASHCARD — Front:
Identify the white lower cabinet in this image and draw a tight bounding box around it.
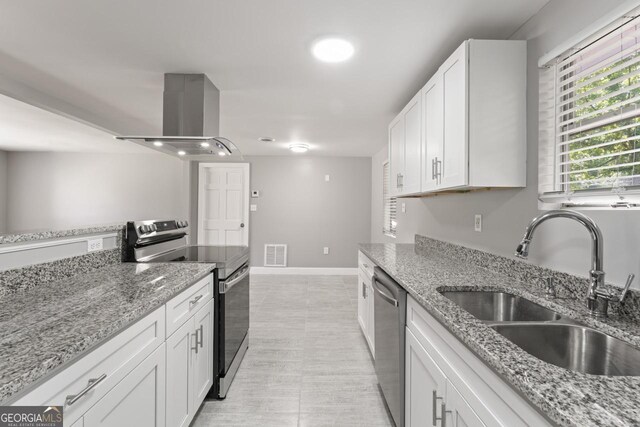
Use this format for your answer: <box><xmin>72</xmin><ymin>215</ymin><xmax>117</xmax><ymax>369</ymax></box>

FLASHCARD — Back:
<box><xmin>165</xmin><ymin>320</ymin><xmax>195</xmax><ymax>427</ymax></box>
<box><xmin>165</xmin><ymin>299</ymin><xmax>214</xmax><ymax>427</ymax></box>
<box><xmin>357</xmin><ymin>251</ymin><xmax>376</xmax><ymax>357</ymax></box>
<box><xmin>405</xmin><ymin>295</ymin><xmax>551</xmax><ymax>427</ymax></box>
<box><xmin>83</xmin><ymin>344</ymin><xmax>166</xmax><ymax>427</ymax></box>
<box><xmin>192</xmin><ymin>300</ymin><xmax>214</xmax><ymax>409</ymax></box>
<box><xmin>12</xmin><ymin>273</ymin><xmax>215</xmax><ymax>427</ymax></box>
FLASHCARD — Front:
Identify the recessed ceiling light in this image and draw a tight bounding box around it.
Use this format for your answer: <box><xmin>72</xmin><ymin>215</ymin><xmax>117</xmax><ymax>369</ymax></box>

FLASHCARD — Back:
<box><xmin>177</xmin><ymin>150</ymin><xmax>186</xmax><ymax>156</ymax></box>
<box><xmin>312</xmin><ymin>38</ymin><xmax>354</xmax><ymax>63</ymax></box>
<box><xmin>153</xmin><ymin>141</ymin><xmax>163</xmax><ymax>147</ymax></box>
<box><xmin>258</xmin><ymin>137</ymin><xmax>276</xmax><ymax>143</ymax></box>
<box><xmin>289</xmin><ymin>143</ymin><xmax>310</xmax><ymax>153</ymax></box>
<box><xmin>200</xmin><ymin>142</ymin><xmax>210</xmax><ymax>148</ymax></box>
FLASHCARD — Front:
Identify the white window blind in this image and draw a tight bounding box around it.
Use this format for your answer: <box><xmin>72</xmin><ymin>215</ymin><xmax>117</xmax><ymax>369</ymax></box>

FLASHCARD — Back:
<box><xmin>383</xmin><ymin>161</ymin><xmax>397</xmax><ymax>237</ymax></box>
<box><xmin>539</xmin><ymin>9</ymin><xmax>640</xmax><ymax>207</ymax></box>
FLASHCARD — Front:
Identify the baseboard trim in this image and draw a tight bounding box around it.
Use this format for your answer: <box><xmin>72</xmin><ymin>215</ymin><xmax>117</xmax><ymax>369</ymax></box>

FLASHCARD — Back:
<box><xmin>250</xmin><ymin>267</ymin><xmax>358</xmax><ymax>275</ymax></box>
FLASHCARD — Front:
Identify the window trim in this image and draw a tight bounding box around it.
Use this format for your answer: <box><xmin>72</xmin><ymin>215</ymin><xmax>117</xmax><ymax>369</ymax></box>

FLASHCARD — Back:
<box><xmin>538</xmin><ymin>4</ymin><xmax>640</xmax><ymax>209</ymax></box>
<box><xmin>382</xmin><ymin>160</ymin><xmax>397</xmax><ymax>238</ymax></box>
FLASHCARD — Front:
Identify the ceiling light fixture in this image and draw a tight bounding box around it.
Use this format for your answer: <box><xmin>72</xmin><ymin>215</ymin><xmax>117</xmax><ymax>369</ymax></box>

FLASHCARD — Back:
<box><xmin>218</xmin><ymin>151</ymin><xmax>227</xmax><ymax>156</ymax></box>
<box><xmin>312</xmin><ymin>38</ymin><xmax>354</xmax><ymax>63</ymax></box>
<box><xmin>258</xmin><ymin>137</ymin><xmax>276</xmax><ymax>143</ymax></box>
<box><xmin>177</xmin><ymin>150</ymin><xmax>186</xmax><ymax>156</ymax></box>
<box><xmin>289</xmin><ymin>143</ymin><xmax>310</xmax><ymax>153</ymax></box>
<box><xmin>153</xmin><ymin>141</ymin><xmax>163</xmax><ymax>147</ymax></box>
<box><xmin>200</xmin><ymin>142</ymin><xmax>210</xmax><ymax>148</ymax></box>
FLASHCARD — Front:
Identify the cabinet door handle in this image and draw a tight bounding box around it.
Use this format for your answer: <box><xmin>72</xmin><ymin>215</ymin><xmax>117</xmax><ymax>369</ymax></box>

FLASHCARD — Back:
<box><xmin>432</xmin><ymin>390</ymin><xmax>447</xmax><ymax>426</ymax></box>
<box><xmin>198</xmin><ymin>324</ymin><xmax>204</xmax><ymax>349</ymax></box>
<box><xmin>189</xmin><ymin>294</ymin><xmax>203</xmax><ymax>308</ymax></box>
<box><xmin>441</xmin><ymin>402</ymin><xmax>452</xmax><ymax>427</ymax></box>
<box><xmin>431</xmin><ymin>158</ymin><xmax>436</xmax><ymax>180</ymax></box>
<box><xmin>436</xmin><ymin>158</ymin><xmax>443</xmax><ymax>184</ymax></box>
<box><xmin>192</xmin><ymin>330</ymin><xmax>199</xmax><ymax>354</ymax></box>
<box><xmin>65</xmin><ymin>374</ymin><xmax>107</xmax><ymax>406</ymax></box>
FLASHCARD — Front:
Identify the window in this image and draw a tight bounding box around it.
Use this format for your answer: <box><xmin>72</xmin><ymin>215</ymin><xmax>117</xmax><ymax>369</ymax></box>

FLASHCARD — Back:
<box><xmin>383</xmin><ymin>161</ymin><xmax>397</xmax><ymax>237</ymax></box>
<box><xmin>539</xmin><ymin>9</ymin><xmax>640</xmax><ymax>207</ymax></box>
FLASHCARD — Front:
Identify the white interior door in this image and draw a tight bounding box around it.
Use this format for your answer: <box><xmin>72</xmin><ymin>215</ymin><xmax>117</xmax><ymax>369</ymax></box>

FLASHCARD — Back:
<box><xmin>198</xmin><ymin>163</ymin><xmax>250</xmax><ymax>246</ymax></box>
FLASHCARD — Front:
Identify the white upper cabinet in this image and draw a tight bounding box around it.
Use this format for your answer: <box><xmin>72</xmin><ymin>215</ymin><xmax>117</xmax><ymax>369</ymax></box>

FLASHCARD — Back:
<box><xmin>389</xmin><ymin>93</ymin><xmax>422</xmax><ymax>196</ymax></box>
<box><xmin>389</xmin><ymin>115</ymin><xmax>405</xmax><ymax>196</ymax></box>
<box><xmin>402</xmin><ymin>93</ymin><xmax>422</xmax><ymax>194</ymax></box>
<box><xmin>440</xmin><ymin>42</ymin><xmax>468</xmax><ymax>189</ymax></box>
<box><xmin>394</xmin><ymin>39</ymin><xmax>527</xmax><ymax>196</ymax></box>
<box><xmin>421</xmin><ymin>73</ymin><xmax>443</xmax><ymax>192</ymax></box>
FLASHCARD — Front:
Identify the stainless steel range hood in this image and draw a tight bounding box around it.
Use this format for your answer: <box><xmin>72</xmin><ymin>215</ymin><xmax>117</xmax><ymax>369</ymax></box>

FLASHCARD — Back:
<box><xmin>115</xmin><ymin>73</ymin><xmax>242</xmax><ymax>158</ymax></box>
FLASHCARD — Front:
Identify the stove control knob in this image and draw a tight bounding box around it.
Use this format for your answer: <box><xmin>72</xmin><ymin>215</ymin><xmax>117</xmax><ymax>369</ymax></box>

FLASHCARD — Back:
<box><xmin>176</xmin><ymin>220</ymin><xmax>183</xmax><ymax>228</ymax></box>
<box><xmin>150</xmin><ymin>224</ymin><xmax>158</xmax><ymax>232</ymax></box>
<box><xmin>138</xmin><ymin>225</ymin><xmax>149</xmax><ymax>234</ymax></box>
<box><xmin>183</xmin><ymin>221</ymin><xmax>189</xmax><ymax>228</ymax></box>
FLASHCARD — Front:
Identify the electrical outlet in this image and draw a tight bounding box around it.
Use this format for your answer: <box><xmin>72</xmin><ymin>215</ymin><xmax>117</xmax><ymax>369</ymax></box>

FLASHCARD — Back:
<box><xmin>250</xmin><ymin>204</ymin><xmax>258</xmax><ymax>212</ymax></box>
<box><xmin>474</xmin><ymin>214</ymin><xmax>482</xmax><ymax>232</ymax></box>
<box><xmin>323</xmin><ymin>247</ymin><xmax>329</xmax><ymax>255</ymax></box>
<box><xmin>401</xmin><ymin>202</ymin><xmax>406</xmax><ymax>213</ymax></box>
<box><xmin>87</xmin><ymin>238</ymin><xmax>103</xmax><ymax>252</ymax></box>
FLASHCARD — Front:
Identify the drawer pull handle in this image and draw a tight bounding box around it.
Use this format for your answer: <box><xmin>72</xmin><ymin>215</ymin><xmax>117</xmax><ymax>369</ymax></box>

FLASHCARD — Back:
<box><xmin>65</xmin><ymin>374</ymin><xmax>107</xmax><ymax>406</ymax></box>
<box><xmin>189</xmin><ymin>294</ymin><xmax>203</xmax><ymax>307</ymax></box>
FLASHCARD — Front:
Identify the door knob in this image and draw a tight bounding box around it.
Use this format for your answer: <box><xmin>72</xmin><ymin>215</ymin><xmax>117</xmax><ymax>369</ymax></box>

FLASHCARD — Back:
<box><xmin>240</xmin><ymin>223</ymin><xmax>245</xmax><ymax>228</ymax></box>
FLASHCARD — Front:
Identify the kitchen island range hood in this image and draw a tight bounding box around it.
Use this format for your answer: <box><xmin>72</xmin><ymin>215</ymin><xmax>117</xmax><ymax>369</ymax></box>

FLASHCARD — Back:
<box><xmin>116</xmin><ymin>73</ymin><xmax>242</xmax><ymax>159</ymax></box>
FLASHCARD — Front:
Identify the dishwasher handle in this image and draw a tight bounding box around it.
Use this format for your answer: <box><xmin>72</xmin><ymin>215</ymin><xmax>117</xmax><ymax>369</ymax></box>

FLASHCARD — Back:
<box><xmin>373</xmin><ymin>278</ymin><xmax>399</xmax><ymax>307</ymax></box>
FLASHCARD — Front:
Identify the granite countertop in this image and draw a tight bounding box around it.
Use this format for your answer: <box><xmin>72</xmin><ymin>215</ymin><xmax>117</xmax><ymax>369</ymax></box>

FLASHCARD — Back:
<box><xmin>0</xmin><ymin>224</ymin><xmax>124</xmax><ymax>245</ymax></box>
<box><xmin>0</xmin><ymin>262</ymin><xmax>215</xmax><ymax>403</ymax></box>
<box><xmin>359</xmin><ymin>243</ymin><xmax>640</xmax><ymax>427</ymax></box>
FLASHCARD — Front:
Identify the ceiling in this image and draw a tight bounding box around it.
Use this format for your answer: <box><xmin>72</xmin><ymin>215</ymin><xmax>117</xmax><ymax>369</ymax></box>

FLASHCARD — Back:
<box><xmin>0</xmin><ymin>0</ymin><xmax>550</xmax><ymax>157</ymax></box>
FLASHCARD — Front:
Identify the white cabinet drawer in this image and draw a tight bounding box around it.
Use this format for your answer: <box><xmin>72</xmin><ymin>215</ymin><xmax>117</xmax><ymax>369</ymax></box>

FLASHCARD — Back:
<box><xmin>166</xmin><ymin>274</ymin><xmax>213</xmax><ymax>337</ymax></box>
<box><xmin>358</xmin><ymin>251</ymin><xmax>375</xmax><ymax>278</ymax></box>
<box><xmin>14</xmin><ymin>306</ymin><xmax>165</xmax><ymax>427</ymax></box>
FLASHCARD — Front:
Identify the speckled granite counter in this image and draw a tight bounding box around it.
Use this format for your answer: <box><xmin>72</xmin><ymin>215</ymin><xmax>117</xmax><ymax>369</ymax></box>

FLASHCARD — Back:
<box><xmin>359</xmin><ymin>241</ymin><xmax>640</xmax><ymax>427</ymax></box>
<box><xmin>0</xmin><ymin>224</ymin><xmax>124</xmax><ymax>245</ymax></box>
<box><xmin>0</xmin><ymin>262</ymin><xmax>214</xmax><ymax>403</ymax></box>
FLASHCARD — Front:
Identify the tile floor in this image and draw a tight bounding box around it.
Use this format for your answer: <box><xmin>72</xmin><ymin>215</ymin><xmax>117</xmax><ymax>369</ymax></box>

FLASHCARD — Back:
<box><xmin>192</xmin><ymin>274</ymin><xmax>394</xmax><ymax>427</ymax></box>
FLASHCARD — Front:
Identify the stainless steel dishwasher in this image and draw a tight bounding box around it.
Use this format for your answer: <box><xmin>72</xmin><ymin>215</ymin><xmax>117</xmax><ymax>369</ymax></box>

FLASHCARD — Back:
<box><xmin>373</xmin><ymin>267</ymin><xmax>407</xmax><ymax>427</ymax></box>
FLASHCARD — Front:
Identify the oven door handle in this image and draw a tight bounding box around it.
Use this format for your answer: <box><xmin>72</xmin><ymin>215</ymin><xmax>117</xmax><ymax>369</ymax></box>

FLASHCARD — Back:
<box><xmin>220</xmin><ymin>265</ymin><xmax>250</xmax><ymax>294</ymax></box>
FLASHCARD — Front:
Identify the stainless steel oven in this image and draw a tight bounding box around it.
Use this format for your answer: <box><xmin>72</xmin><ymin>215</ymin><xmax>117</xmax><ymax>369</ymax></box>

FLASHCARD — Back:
<box><xmin>124</xmin><ymin>220</ymin><xmax>250</xmax><ymax>400</ymax></box>
<box><xmin>215</xmin><ymin>263</ymin><xmax>250</xmax><ymax>398</ymax></box>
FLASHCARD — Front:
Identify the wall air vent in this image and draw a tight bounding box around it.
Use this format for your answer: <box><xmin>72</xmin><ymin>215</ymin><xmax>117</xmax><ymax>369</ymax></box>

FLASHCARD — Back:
<box><xmin>264</xmin><ymin>244</ymin><xmax>287</xmax><ymax>267</ymax></box>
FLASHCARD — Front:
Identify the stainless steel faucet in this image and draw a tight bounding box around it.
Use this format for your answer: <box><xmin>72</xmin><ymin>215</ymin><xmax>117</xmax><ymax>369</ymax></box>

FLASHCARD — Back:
<box><xmin>515</xmin><ymin>210</ymin><xmax>634</xmax><ymax>317</ymax></box>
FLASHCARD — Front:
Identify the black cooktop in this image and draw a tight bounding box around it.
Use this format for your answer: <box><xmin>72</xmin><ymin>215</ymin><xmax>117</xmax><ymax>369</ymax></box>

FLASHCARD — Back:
<box><xmin>149</xmin><ymin>245</ymin><xmax>249</xmax><ymax>264</ymax></box>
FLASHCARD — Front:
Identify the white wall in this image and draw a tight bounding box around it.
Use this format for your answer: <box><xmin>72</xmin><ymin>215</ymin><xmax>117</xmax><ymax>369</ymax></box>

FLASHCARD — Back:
<box><xmin>246</xmin><ymin>156</ymin><xmax>371</xmax><ymax>268</ymax></box>
<box><xmin>5</xmin><ymin>152</ymin><xmax>187</xmax><ymax>232</ymax></box>
<box><xmin>0</xmin><ymin>150</ymin><xmax>7</xmax><ymax>233</ymax></box>
<box><xmin>371</xmin><ymin>0</ymin><xmax>640</xmax><ymax>289</ymax></box>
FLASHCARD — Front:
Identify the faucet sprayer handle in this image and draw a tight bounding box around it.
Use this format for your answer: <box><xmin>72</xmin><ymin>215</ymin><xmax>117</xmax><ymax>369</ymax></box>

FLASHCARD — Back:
<box><xmin>595</xmin><ymin>274</ymin><xmax>635</xmax><ymax>303</ymax></box>
<box><xmin>618</xmin><ymin>274</ymin><xmax>635</xmax><ymax>303</ymax></box>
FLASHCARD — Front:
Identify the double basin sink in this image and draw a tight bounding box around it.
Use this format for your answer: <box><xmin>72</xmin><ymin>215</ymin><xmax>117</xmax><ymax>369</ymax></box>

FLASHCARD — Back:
<box><xmin>440</xmin><ymin>291</ymin><xmax>640</xmax><ymax>376</ymax></box>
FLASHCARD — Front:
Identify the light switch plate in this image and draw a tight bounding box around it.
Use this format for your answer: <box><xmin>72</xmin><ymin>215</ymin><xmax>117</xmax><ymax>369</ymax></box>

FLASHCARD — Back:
<box><xmin>474</xmin><ymin>214</ymin><xmax>482</xmax><ymax>232</ymax></box>
<box><xmin>251</xmin><ymin>190</ymin><xmax>260</xmax><ymax>198</ymax></box>
<box><xmin>250</xmin><ymin>204</ymin><xmax>257</xmax><ymax>212</ymax></box>
<box><xmin>323</xmin><ymin>247</ymin><xmax>329</xmax><ymax>255</ymax></box>
<box><xmin>401</xmin><ymin>203</ymin><xmax>406</xmax><ymax>213</ymax></box>
<box><xmin>87</xmin><ymin>239</ymin><xmax>103</xmax><ymax>252</ymax></box>
<box><xmin>325</xmin><ymin>175</ymin><xmax>330</xmax><ymax>182</ymax></box>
